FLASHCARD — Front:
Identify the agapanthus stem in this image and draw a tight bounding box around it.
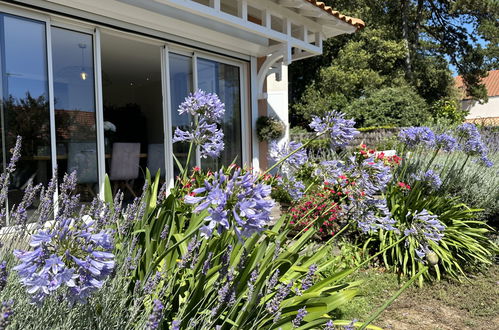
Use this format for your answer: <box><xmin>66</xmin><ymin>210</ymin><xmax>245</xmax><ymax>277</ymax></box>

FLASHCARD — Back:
<box><xmin>458</xmin><ymin>154</ymin><xmax>470</xmax><ymax>175</ymax></box>
<box><xmin>424</xmin><ymin>148</ymin><xmax>440</xmax><ymax>172</ymax></box>
<box><xmin>359</xmin><ymin>266</ymin><xmax>428</xmax><ymax>329</ymax></box>
<box><xmin>183</xmin><ymin>140</ymin><xmax>195</xmax><ymax>181</ymax></box>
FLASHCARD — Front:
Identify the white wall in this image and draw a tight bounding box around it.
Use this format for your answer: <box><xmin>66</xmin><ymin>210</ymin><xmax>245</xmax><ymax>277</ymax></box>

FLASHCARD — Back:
<box><xmin>266</xmin><ymin>65</ymin><xmax>289</xmax><ymax>145</ymax></box>
<box><xmin>463</xmin><ymin>96</ymin><xmax>499</xmax><ymax>120</ymax></box>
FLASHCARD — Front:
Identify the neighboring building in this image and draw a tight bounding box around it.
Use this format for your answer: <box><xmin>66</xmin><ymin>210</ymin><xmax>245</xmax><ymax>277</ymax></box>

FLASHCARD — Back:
<box><xmin>456</xmin><ymin>70</ymin><xmax>499</xmax><ymax>125</ymax></box>
<box><xmin>0</xmin><ymin>0</ymin><xmax>364</xmax><ymax>203</ymax></box>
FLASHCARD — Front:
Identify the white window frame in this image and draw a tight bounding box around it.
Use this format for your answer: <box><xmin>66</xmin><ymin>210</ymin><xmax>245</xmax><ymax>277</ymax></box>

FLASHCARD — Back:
<box><xmin>0</xmin><ymin>2</ymin><xmax>252</xmax><ymax>200</ymax></box>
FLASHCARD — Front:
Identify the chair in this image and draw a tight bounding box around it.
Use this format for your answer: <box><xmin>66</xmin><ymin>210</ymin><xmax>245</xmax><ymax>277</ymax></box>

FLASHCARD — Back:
<box><xmin>110</xmin><ymin>142</ymin><xmax>140</xmax><ymax>197</ymax></box>
<box><xmin>147</xmin><ymin>144</ymin><xmax>165</xmax><ymax>178</ymax></box>
<box><xmin>68</xmin><ymin>142</ymin><xmax>99</xmax><ymax>197</ymax></box>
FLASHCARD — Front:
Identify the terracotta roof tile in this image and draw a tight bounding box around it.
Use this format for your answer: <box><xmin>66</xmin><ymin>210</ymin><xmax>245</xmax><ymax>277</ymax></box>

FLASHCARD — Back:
<box><xmin>456</xmin><ymin>70</ymin><xmax>499</xmax><ymax>99</ymax></box>
<box><xmin>303</xmin><ymin>0</ymin><xmax>365</xmax><ymax>30</ymax></box>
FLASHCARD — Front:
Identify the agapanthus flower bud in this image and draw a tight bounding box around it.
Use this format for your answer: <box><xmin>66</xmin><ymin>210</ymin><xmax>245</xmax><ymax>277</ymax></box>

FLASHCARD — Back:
<box><xmin>426</xmin><ymin>251</ymin><xmax>439</xmax><ymax>266</ymax></box>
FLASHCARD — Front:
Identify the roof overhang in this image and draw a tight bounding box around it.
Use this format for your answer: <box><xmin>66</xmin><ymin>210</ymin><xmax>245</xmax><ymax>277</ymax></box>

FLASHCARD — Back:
<box><xmin>13</xmin><ymin>0</ymin><xmax>363</xmax><ymax>98</ymax></box>
<box><xmin>19</xmin><ymin>0</ymin><xmax>362</xmax><ymax>59</ymax></box>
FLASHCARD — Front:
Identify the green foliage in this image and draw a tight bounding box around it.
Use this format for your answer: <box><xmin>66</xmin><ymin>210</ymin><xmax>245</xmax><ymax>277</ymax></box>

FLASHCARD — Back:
<box><xmin>380</xmin><ymin>186</ymin><xmax>497</xmax><ymax>283</ymax></box>
<box><xmin>364</xmin><ymin>146</ymin><xmax>498</xmax><ymax>283</ymax></box>
<box><xmin>344</xmin><ymin>86</ymin><xmax>430</xmax><ymax>128</ymax></box>
<box><xmin>256</xmin><ymin>116</ymin><xmax>285</xmax><ymax>142</ymax></box>
<box><xmin>429</xmin><ymin>98</ymin><xmax>468</xmax><ymax>124</ymax></box>
<box><xmin>119</xmin><ymin>169</ymin><xmax>363</xmax><ymax>329</ymax></box>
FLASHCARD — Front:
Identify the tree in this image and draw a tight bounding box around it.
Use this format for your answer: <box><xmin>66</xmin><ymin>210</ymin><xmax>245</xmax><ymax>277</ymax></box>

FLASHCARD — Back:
<box><xmin>289</xmin><ymin>0</ymin><xmax>498</xmax><ymax>127</ymax></box>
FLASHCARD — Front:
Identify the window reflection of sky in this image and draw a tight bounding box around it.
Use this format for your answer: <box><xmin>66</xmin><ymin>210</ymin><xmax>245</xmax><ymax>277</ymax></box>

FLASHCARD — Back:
<box><xmin>3</xmin><ymin>15</ymin><xmax>47</xmax><ymax>100</ymax></box>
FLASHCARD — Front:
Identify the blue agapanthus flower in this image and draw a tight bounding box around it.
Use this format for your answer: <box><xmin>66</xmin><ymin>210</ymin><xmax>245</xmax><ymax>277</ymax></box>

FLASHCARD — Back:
<box><xmin>13</xmin><ymin>216</ymin><xmax>115</xmax><ymax>304</ymax></box>
<box><xmin>268</xmin><ymin>141</ymin><xmax>307</xmax><ymax>201</ymax></box>
<box><xmin>173</xmin><ymin>90</ymin><xmax>225</xmax><ymax>158</ymax></box>
<box><xmin>456</xmin><ymin>123</ymin><xmax>493</xmax><ymax>167</ymax></box>
<box><xmin>185</xmin><ymin>169</ymin><xmax>274</xmax><ymax>238</ymax></box>
<box><xmin>398</xmin><ymin>126</ymin><xmax>436</xmax><ymax>148</ymax></box>
<box><xmin>268</xmin><ymin>140</ymin><xmax>308</xmax><ymax>173</ymax></box>
<box><xmin>435</xmin><ymin>133</ymin><xmax>458</xmax><ymax>152</ymax></box>
<box><xmin>404</xmin><ymin>209</ymin><xmax>445</xmax><ymax>259</ymax></box>
<box><xmin>277</xmin><ymin>176</ymin><xmax>305</xmax><ymax>201</ymax></box>
<box><xmin>314</xmin><ymin>160</ymin><xmax>345</xmax><ymax>184</ymax></box>
<box><xmin>411</xmin><ymin>169</ymin><xmax>443</xmax><ymax>190</ymax></box>
<box><xmin>309</xmin><ymin>111</ymin><xmax>359</xmax><ymax>148</ymax></box>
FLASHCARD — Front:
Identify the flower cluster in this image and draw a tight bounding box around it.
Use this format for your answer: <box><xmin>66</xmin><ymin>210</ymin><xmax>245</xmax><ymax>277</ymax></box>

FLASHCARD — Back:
<box><xmin>0</xmin><ymin>262</ymin><xmax>7</xmax><ymax>293</ymax></box>
<box><xmin>13</xmin><ymin>211</ymin><xmax>115</xmax><ymax>304</ymax></box>
<box><xmin>435</xmin><ymin>133</ymin><xmax>457</xmax><ymax>152</ymax></box>
<box><xmin>268</xmin><ymin>141</ymin><xmax>308</xmax><ymax>200</ymax></box>
<box><xmin>184</xmin><ymin>168</ymin><xmax>274</xmax><ymax>238</ymax></box>
<box><xmin>309</xmin><ymin>111</ymin><xmax>359</xmax><ymax>148</ymax></box>
<box><xmin>398</xmin><ymin>126</ymin><xmax>435</xmax><ymax>148</ymax></box>
<box><xmin>268</xmin><ymin>141</ymin><xmax>308</xmax><ymax>174</ymax></box>
<box><xmin>397</xmin><ymin>181</ymin><xmax>411</xmax><ymax>190</ymax></box>
<box><xmin>456</xmin><ymin>123</ymin><xmax>493</xmax><ymax>167</ymax></box>
<box><xmin>289</xmin><ymin>187</ymin><xmax>342</xmax><ymax>238</ymax></box>
<box><xmin>172</xmin><ymin>90</ymin><xmax>225</xmax><ymax>158</ymax></box>
<box><xmin>411</xmin><ymin>169</ymin><xmax>442</xmax><ymax>190</ymax></box>
<box><xmin>292</xmin><ymin>307</ymin><xmax>307</xmax><ymax>328</ymax></box>
<box><xmin>399</xmin><ymin>124</ymin><xmax>493</xmax><ymax>167</ymax></box>
<box><xmin>357</xmin><ymin>144</ymin><xmax>401</xmax><ymax>166</ymax></box>
<box><xmin>311</xmin><ymin>150</ymin><xmax>398</xmax><ymax>234</ymax></box>
<box><xmin>404</xmin><ymin>209</ymin><xmax>445</xmax><ymax>259</ymax></box>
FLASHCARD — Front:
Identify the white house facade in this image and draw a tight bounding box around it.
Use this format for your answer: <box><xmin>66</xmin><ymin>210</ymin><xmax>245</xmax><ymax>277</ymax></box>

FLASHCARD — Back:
<box><xmin>457</xmin><ymin>70</ymin><xmax>499</xmax><ymax>126</ymax></box>
<box><xmin>0</xmin><ymin>0</ymin><xmax>363</xmax><ymax>205</ymax></box>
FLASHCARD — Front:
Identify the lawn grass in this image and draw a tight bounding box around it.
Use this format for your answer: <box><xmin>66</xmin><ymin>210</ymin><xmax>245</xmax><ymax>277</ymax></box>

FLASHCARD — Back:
<box><xmin>329</xmin><ymin>264</ymin><xmax>499</xmax><ymax>329</ymax></box>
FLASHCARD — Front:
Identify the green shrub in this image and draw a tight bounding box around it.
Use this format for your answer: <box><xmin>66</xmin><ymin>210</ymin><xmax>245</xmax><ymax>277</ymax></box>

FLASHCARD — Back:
<box><xmin>345</xmin><ymin>86</ymin><xmax>430</xmax><ymax>128</ymax></box>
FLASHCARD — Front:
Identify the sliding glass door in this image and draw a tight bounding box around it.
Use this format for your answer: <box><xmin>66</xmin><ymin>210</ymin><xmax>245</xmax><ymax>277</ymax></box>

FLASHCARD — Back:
<box><xmin>197</xmin><ymin>58</ymin><xmax>242</xmax><ymax>169</ymax></box>
<box><xmin>0</xmin><ymin>14</ymin><xmax>51</xmax><ymax>212</ymax></box>
<box><xmin>169</xmin><ymin>53</ymin><xmax>244</xmax><ymax>172</ymax></box>
<box><xmin>0</xmin><ymin>8</ymin><xmax>248</xmax><ymax>211</ymax></box>
<box><xmin>51</xmin><ymin>27</ymin><xmax>98</xmax><ymax>199</ymax></box>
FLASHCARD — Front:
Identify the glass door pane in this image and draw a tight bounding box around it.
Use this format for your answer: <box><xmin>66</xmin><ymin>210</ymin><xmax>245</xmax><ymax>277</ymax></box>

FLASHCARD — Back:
<box><xmin>197</xmin><ymin>58</ymin><xmax>242</xmax><ymax>169</ymax></box>
<box><xmin>169</xmin><ymin>53</ymin><xmax>194</xmax><ymax>175</ymax></box>
<box><xmin>0</xmin><ymin>14</ymin><xmax>51</xmax><ymax>214</ymax></box>
<box><xmin>51</xmin><ymin>27</ymin><xmax>98</xmax><ymax>200</ymax></box>
<box><xmin>101</xmin><ymin>32</ymin><xmax>163</xmax><ymax>198</ymax></box>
